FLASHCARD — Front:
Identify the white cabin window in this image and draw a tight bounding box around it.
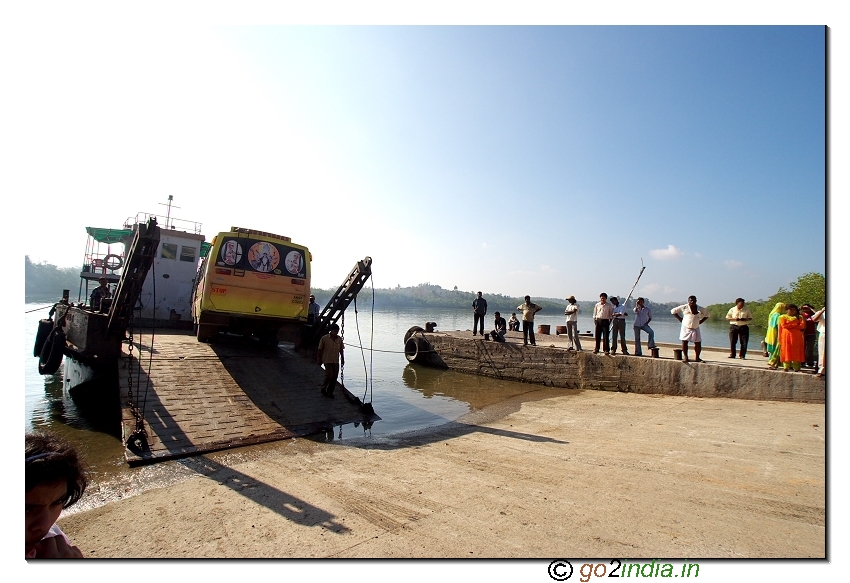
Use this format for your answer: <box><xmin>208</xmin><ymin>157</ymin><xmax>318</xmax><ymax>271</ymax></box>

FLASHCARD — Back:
<box><xmin>161</xmin><ymin>243</ymin><xmax>177</xmax><ymax>260</ymax></box>
<box><xmin>180</xmin><ymin>246</ymin><xmax>197</xmax><ymax>262</ymax></box>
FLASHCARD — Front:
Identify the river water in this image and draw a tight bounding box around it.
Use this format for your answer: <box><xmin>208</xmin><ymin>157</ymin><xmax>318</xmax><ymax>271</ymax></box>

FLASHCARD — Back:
<box><xmin>24</xmin><ymin>303</ymin><xmax>765</xmax><ymax>483</ymax></box>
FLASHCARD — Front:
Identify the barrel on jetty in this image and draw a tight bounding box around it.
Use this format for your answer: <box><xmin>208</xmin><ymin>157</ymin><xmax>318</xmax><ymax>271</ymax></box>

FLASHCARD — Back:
<box><xmin>537</xmin><ymin>324</ymin><xmax>550</xmax><ymax>335</ymax></box>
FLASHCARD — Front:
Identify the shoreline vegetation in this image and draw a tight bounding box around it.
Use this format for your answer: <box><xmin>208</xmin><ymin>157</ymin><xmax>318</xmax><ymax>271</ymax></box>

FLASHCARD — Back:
<box><xmin>25</xmin><ymin>257</ymin><xmax>823</xmax><ymax>329</ymax></box>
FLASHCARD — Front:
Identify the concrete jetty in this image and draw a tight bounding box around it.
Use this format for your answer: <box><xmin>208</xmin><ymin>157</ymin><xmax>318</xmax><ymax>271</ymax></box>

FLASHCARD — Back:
<box><xmin>407</xmin><ymin>330</ymin><xmax>824</xmax><ymax>403</ymax></box>
<box><xmin>59</xmin><ymin>386</ymin><xmax>825</xmax><ymax>558</ymax></box>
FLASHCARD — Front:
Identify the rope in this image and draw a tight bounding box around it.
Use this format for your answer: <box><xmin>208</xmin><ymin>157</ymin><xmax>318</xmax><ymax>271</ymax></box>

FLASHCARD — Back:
<box><xmin>352</xmin><ymin>294</ymin><xmax>370</xmax><ymax>403</ymax></box>
<box><xmin>25</xmin><ymin>305</ymin><xmax>53</xmax><ymax>313</ymax></box>
<box><xmin>369</xmin><ymin>277</ymin><xmax>374</xmax><ymax>403</ymax></box>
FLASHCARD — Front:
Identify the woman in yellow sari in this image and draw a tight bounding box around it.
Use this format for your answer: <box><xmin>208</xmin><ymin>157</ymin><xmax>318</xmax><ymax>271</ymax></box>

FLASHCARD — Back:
<box><xmin>764</xmin><ymin>302</ymin><xmax>786</xmax><ymax>369</ymax></box>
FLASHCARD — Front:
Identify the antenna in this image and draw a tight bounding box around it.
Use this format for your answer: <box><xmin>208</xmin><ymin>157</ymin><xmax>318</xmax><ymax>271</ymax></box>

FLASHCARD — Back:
<box><xmin>158</xmin><ymin>195</ymin><xmax>181</xmax><ymax>229</ymax></box>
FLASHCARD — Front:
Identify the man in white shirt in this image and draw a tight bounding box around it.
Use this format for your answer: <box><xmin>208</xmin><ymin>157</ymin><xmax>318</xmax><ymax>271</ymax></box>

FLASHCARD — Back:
<box><xmin>592</xmin><ymin>293</ymin><xmax>613</xmax><ymax>354</ymax></box>
<box><xmin>725</xmin><ymin>298</ymin><xmax>753</xmax><ymax>359</ymax></box>
<box><xmin>610</xmin><ymin>296</ymin><xmax>629</xmax><ymax>355</ymax></box>
<box><xmin>564</xmin><ymin>295</ymin><xmax>582</xmax><ymax>351</ymax></box>
<box><xmin>671</xmin><ymin>296</ymin><xmax>710</xmax><ymax>363</ymax></box>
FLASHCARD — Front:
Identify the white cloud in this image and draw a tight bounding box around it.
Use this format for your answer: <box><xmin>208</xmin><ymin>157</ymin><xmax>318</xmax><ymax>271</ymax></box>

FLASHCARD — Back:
<box><xmin>541</xmin><ymin>265</ymin><xmax>556</xmax><ymax>273</ymax></box>
<box><xmin>481</xmin><ymin>242</ymin><xmax>489</xmax><ymax>249</ymax></box>
<box><xmin>725</xmin><ymin>260</ymin><xmax>743</xmax><ymax>269</ymax></box>
<box><xmin>649</xmin><ymin>245</ymin><xmax>684</xmax><ymax>261</ymax></box>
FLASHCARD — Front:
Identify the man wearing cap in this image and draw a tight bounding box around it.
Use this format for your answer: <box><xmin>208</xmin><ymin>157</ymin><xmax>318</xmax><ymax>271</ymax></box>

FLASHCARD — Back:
<box><xmin>564</xmin><ymin>295</ymin><xmax>582</xmax><ymax>351</ymax></box>
<box><xmin>307</xmin><ymin>294</ymin><xmax>320</xmax><ymax>325</ymax></box>
<box><xmin>610</xmin><ymin>296</ymin><xmax>629</xmax><ymax>355</ymax></box>
<box><xmin>89</xmin><ymin>277</ymin><xmax>111</xmax><ymax>312</ymax></box>
<box><xmin>317</xmin><ymin>324</ymin><xmax>344</xmax><ymax>398</ymax></box>
<box><xmin>472</xmin><ymin>291</ymin><xmax>488</xmax><ymax>336</ymax></box>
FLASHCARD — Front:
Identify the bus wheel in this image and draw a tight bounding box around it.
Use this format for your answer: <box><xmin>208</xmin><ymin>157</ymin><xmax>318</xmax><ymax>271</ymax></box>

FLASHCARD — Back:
<box><xmin>197</xmin><ymin>324</ymin><xmax>216</xmax><ymax>343</ymax></box>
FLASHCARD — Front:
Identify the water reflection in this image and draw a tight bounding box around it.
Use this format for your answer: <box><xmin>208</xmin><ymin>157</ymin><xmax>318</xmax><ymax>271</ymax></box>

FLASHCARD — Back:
<box><xmin>402</xmin><ymin>363</ymin><xmax>542</xmax><ymax>410</ymax></box>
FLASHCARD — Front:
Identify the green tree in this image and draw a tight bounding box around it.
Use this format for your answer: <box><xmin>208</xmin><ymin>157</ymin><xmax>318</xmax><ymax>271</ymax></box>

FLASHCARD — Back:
<box><xmin>773</xmin><ymin>272</ymin><xmax>825</xmax><ymax>310</ymax></box>
<box><xmin>706</xmin><ymin>272</ymin><xmax>825</xmax><ymax>327</ymax></box>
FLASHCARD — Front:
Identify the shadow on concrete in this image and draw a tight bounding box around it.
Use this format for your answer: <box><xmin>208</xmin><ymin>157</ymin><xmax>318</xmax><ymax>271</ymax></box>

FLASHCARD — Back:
<box><xmin>179</xmin><ymin>455</ymin><xmax>350</xmax><ymax>533</ymax></box>
<box><xmin>359</xmin><ymin>418</ymin><xmax>570</xmax><ymax>451</ymax></box>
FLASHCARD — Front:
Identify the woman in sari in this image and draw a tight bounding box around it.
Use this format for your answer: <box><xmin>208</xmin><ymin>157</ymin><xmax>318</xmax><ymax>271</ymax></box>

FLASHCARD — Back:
<box><xmin>778</xmin><ymin>304</ymin><xmax>806</xmax><ymax>371</ymax></box>
<box><xmin>764</xmin><ymin>302</ymin><xmax>786</xmax><ymax>368</ymax></box>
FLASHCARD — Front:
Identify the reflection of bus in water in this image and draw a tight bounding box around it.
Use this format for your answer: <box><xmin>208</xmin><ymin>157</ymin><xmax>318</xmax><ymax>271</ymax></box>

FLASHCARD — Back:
<box><xmin>192</xmin><ymin>227</ymin><xmax>311</xmax><ymax>344</ymax></box>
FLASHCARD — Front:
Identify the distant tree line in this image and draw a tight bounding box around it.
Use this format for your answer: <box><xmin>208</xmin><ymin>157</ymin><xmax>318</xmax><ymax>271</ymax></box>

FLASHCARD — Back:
<box><xmin>705</xmin><ymin>272</ymin><xmax>825</xmax><ymax>329</ymax></box>
<box><xmin>310</xmin><ymin>282</ymin><xmax>681</xmax><ymax>315</ymax></box>
<box><xmin>25</xmin><ymin>256</ymin><xmax>80</xmax><ymax>303</ymax></box>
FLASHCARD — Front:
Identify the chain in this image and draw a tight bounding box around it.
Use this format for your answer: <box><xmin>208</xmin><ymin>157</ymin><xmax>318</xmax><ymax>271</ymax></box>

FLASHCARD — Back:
<box><xmin>125</xmin><ymin>314</ymin><xmax>148</xmax><ymax>450</ymax></box>
<box><xmin>340</xmin><ymin>311</ymin><xmax>345</xmax><ymax>388</ymax></box>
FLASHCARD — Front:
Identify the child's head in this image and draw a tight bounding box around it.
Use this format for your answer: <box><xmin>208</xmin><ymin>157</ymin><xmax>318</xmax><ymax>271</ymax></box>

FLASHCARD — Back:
<box><xmin>785</xmin><ymin>303</ymin><xmax>799</xmax><ymax>316</ymax></box>
<box><xmin>25</xmin><ymin>433</ymin><xmax>87</xmax><ymax>552</ymax></box>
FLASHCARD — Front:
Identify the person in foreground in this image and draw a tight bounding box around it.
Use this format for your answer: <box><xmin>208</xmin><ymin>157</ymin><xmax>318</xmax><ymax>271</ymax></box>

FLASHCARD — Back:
<box><xmin>671</xmin><ymin>296</ymin><xmax>709</xmax><ymax>363</ymax></box>
<box><xmin>26</xmin><ymin>432</ymin><xmax>88</xmax><ymax>559</ymax></box>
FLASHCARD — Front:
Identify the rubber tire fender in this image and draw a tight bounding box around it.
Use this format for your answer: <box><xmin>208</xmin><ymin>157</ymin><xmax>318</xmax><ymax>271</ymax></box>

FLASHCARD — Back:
<box><xmin>404</xmin><ymin>326</ymin><xmax>425</xmax><ymax>344</ymax></box>
<box><xmin>38</xmin><ymin>328</ymin><xmax>65</xmax><ymax>375</ymax></box>
<box><xmin>404</xmin><ymin>336</ymin><xmax>425</xmax><ymax>363</ymax></box>
<box><xmin>33</xmin><ymin>319</ymin><xmax>54</xmax><ymax>357</ymax></box>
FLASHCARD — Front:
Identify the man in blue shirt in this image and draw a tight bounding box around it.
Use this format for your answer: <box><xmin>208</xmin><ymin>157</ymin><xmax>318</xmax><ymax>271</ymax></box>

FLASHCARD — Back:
<box><xmin>632</xmin><ymin>297</ymin><xmax>656</xmax><ymax>356</ymax></box>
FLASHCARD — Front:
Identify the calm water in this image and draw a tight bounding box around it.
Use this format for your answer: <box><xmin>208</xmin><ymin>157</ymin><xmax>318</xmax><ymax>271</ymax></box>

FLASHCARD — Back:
<box><xmin>24</xmin><ymin>303</ymin><xmax>765</xmax><ymax>480</ymax></box>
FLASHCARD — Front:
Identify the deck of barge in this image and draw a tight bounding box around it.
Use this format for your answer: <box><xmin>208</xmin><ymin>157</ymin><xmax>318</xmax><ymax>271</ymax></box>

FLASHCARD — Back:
<box><xmin>119</xmin><ymin>330</ymin><xmax>377</xmax><ymax>465</ymax></box>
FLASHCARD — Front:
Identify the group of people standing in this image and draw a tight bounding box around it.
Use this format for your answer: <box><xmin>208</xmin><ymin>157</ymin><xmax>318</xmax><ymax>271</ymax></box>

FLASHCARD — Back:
<box><xmin>586</xmin><ymin>293</ymin><xmax>658</xmax><ymax>356</ymax></box>
<box><xmin>763</xmin><ymin>303</ymin><xmax>825</xmax><ymax>375</ymax></box>
<box><xmin>471</xmin><ymin>291</ymin><xmax>825</xmax><ymax>376</ymax></box>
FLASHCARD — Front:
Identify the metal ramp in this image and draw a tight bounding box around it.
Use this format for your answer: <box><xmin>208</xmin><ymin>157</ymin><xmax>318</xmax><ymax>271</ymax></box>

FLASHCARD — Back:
<box><xmin>107</xmin><ymin>217</ymin><xmax>161</xmax><ymax>338</ymax></box>
<box><xmin>309</xmin><ymin>256</ymin><xmax>372</xmax><ymax>344</ymax></box>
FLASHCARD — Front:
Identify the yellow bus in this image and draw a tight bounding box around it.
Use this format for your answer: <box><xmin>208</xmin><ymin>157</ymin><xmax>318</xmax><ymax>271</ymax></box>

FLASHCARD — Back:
<box><xmin>192</xmin><ymin>227</ymin><xmax>311</xmax><ymax>344</ymax></box>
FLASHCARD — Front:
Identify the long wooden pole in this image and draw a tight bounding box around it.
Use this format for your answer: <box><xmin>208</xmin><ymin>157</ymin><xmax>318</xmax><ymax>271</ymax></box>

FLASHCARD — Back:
<box><xmin>623</xmin><ymin>259</ymin><xmax>646</xmax><ymax>307</ymax></box>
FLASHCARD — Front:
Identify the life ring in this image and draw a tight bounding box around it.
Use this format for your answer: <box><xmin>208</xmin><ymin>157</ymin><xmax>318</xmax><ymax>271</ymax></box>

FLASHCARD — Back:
<box><xmin>104</xmin><ymin>254</ymin><xmax>124</xmax><ymax>271</ymax></box>
<box><xmin>38</xmin><ymin>328</ymin><xmax>65</xmax><ymax>375</ymax></box>
<box><xmin>33</xmin><ymin>319</ymin><xmax>54</xmax><ymax>357</ymax></box>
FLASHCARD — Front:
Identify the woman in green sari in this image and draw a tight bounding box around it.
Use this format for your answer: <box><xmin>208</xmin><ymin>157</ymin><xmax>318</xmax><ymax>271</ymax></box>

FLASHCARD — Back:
<box><xmin>764</xmin><ymin>302</ymin><xmax>786</xmax><ymax>368</ymax></box>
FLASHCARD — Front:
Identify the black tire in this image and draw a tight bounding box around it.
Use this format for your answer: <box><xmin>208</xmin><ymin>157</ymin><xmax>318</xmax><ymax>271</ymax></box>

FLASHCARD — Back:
<box><xmin>196</xmin><ymin>324</ymin><xmax>216</xmax><ymax>343</ymax></box>
<box><xmin>33</xmin><ymin>319</ymin><xmax>53</xmax><ymax>357</ymax></box>
<box><xmin>404</xmin><ymin>326</ymin><xmax>425</xmax><ymax>344</ymax></box>
<box><xmin>38</xmin><ymin>328</ymin><xmax>65</xmax><ymax>375</ymax></box>
<box><xmin>404</xmin><ymin>336</ymin><xmax>424</xmax><ymax>363</ymax></box>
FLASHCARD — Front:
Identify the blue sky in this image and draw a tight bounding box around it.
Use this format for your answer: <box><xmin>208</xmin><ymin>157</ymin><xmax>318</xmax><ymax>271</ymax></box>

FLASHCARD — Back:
<box><xmin>12</xmin><ymin>24</ymin><xmax>826</xmax><ymax>306</ymax></box>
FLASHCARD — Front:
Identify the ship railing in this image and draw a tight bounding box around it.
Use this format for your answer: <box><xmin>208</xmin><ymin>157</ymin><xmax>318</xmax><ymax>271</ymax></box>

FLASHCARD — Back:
<box><xmin>124</xmin><ymin>212</ymin><xmax>202</xmax><ymax>235</ymax></box>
